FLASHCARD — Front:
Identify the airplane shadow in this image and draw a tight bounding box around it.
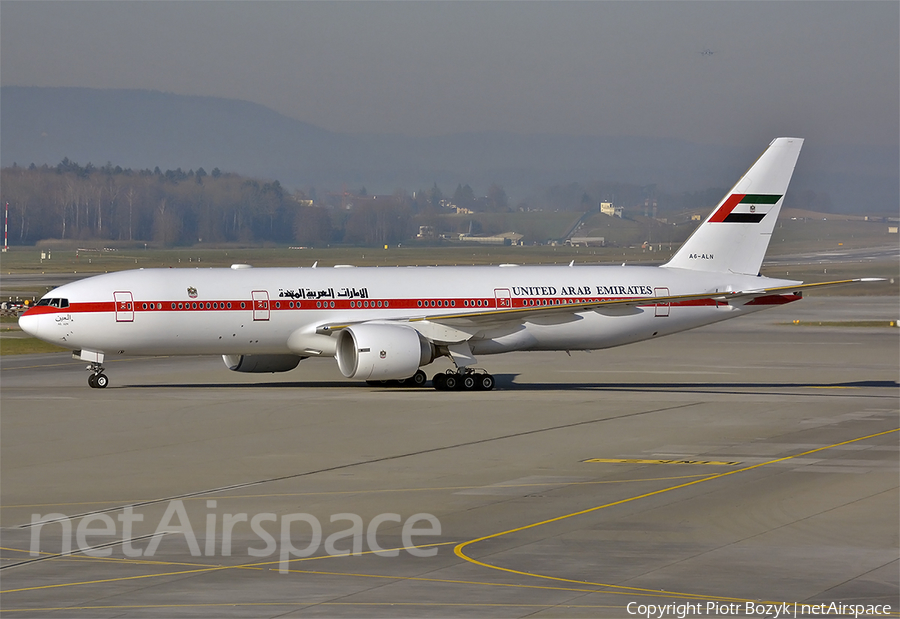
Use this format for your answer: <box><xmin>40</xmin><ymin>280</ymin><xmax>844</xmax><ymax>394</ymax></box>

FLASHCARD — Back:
<box><xmin>125</xmin><ymin>377</ymin><xmax>898</xmax><ymax>397</ymax></box>
<box><xmin>492</xmin><ymin>378</ymin><xmax>899</xmax><ymax>398</ymax></box>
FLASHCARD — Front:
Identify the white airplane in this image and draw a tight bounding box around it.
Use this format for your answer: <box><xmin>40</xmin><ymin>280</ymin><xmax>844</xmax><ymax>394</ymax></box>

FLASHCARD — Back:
<box><xmin>18</xmin><ymin>137</ymin><xmax>876</xmax><ymax>390</ymax></box>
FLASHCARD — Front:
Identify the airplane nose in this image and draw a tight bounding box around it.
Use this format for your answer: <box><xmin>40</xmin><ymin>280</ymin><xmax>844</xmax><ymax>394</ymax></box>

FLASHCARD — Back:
<box><xmin>18</xmin><ymin>312</ymin><xmax>41</xmax><ymax>339</ymax></box>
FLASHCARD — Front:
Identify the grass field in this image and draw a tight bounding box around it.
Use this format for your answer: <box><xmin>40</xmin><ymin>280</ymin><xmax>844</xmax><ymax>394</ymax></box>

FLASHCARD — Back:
<box><xmin>0</xmin><ymin>335</ymin><xmax>70</xmax><ymax>355</ymax></box>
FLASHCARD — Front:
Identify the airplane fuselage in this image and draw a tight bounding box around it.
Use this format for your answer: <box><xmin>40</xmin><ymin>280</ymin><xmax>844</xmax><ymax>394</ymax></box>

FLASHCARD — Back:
<box><xmin>20</xmin><ymin>264</ymin><xmax>799</xmax><ymax>359</ymax></box>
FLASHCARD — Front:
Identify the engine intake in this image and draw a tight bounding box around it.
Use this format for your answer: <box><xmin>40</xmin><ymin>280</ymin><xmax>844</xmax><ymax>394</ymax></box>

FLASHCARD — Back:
<box><xmin>223</xmin><ymin>354</ymin><xmax>303</xmax><ymax>373</ymax></box>
<box><xmin>335</xmin><ymin>323</ymin><xmax>434</xmax><ymax>380</ymax></box>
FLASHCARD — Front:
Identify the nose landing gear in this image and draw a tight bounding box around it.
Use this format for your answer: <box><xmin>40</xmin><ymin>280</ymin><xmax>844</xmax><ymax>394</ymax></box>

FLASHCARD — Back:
<box><xmin>86</xmin><ymin>362</ymin><xmax>109</xmax><ymax>389</ymax></box>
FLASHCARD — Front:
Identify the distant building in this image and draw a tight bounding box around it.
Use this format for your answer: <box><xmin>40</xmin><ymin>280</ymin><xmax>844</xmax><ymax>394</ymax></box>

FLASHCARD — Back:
<box><xmin>417</xmin><ymin>225</ymin><xmax>435</xmax><ymax>239</ymax></box>
<box><xmin>600</xmin><ymin>202</ymin><xmax>623</xmax><ymax>218</ymax></box>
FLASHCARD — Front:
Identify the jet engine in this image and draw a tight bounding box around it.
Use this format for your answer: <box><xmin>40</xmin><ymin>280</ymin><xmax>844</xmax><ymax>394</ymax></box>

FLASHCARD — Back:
<box><xmin>335</xmin><ymin>323</ymin><xmax>435</xmax><ymax>380</ymax></box>
<box><xmin>222</xmin><ymin>354</ymin><xmax>303</xmax><ymax>373</ymax></box>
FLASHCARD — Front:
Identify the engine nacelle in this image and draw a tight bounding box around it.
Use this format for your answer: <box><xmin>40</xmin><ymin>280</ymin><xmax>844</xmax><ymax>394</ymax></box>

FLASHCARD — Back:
<box><xmin>222</xmin><ymin>354</ymin><xmax>303</xmax><ymax>373</ymax></box>
<box><xmin>335</xmin><ymin>323</ymin><xmax>435</xmax><ymax>380</ymax></box>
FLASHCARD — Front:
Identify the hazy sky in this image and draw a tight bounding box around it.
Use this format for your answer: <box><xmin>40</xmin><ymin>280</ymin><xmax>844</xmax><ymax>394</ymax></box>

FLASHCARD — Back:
<box><xmin>2</xmin><ymin>1</ymin><xmax>897</xmax><ymax>147</ymax></box>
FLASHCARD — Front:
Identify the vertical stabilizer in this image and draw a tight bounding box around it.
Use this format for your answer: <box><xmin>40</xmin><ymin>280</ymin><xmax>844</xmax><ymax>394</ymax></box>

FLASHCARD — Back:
<box><xmin>664</xmin><ymin>137</ymin><xmax>803</xmax><ymax>275</ymax></box>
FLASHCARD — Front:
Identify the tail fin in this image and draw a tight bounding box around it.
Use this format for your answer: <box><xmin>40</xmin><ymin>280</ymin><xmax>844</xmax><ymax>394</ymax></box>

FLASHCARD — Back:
<box><xmin>664</xmin><ymin>137</ymin><xmax>803</xmax><ymax>275</ymax></box>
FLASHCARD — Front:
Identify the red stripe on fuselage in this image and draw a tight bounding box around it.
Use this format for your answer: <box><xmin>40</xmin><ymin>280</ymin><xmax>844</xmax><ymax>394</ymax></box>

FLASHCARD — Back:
<box><xmin>23</xmin><ymin>295</ymin><xmax>736</xmax><ymax>317</ymax></box>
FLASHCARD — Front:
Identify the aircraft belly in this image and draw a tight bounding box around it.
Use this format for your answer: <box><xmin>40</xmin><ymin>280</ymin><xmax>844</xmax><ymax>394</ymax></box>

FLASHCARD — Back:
<box><xmin>66</xmin><ymin>312</ymin><xmax>294</xmax><ymax>356</ymax></box>
<box><xmin>518</xmin><ymin>306</ymin><xmax>738</xmax><ymax>352</ymax></box>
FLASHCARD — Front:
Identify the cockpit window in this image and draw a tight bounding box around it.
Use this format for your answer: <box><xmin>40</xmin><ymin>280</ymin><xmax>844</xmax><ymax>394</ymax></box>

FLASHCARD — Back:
<box><xmin>36</xmin><ymin>298</ymin><xmax>69</xmax><ymax>308</ymax></box>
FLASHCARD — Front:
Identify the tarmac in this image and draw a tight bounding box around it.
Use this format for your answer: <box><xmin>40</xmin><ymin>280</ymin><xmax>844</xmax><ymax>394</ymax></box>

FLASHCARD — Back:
<box><xmin>1</xmin><ymin>297</ymin><xmax>898</xmax><ymax>618</ymax></box>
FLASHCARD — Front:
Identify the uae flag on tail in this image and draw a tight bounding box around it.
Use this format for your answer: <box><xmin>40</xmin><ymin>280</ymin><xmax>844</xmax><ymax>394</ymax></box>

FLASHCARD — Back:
<box><xmin>708</xmin><ymin>194</ymin><xmax>782</xmax><ymax>223</ymax></box>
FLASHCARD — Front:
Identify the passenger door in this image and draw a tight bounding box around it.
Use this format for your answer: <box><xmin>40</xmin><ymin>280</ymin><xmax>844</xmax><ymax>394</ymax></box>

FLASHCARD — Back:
<box><xmin>113</xmin><ymin>291</ymin><xmax>134</xmax><ymax>322</ymax></box>
<box><xmin>653</xmin><ymin>287</ymin><xmax>670</xmax><ymax>317</ymax></box>
<box><xmin>251</xmin><ymin>290</ymin><xmax>270</xmax><ymax>321</ymax></box>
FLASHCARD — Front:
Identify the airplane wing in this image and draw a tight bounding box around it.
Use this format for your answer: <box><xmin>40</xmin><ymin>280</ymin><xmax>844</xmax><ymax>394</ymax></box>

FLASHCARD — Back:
<box><xmin>317</xmin><ymin>278</ymin><xmax>883</xmax><ymax>338</ymax></box>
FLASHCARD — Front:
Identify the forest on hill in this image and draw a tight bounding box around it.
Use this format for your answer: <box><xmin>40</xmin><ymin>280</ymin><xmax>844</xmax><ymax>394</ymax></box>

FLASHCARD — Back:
<box><xmin>0</xmin><ymin>161</ymin><xmax>417</xmax><ymax>247</ymax></box>
<box><xmin>0</xmin><ymin>159</ymin><xmax>842</xmax><ymax>248</ymax></box>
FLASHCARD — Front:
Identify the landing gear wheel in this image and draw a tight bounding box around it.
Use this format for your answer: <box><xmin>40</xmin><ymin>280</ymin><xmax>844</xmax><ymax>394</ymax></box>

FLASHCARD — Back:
<box><xmin>478</xmin><ymin>373</ymin><xmax>495</xmax><ymax>391</ymax></box>
<box><xmin>88</xmin><ymin>374</ymin><xmax>97</xmax><ymax>388</ymax></box>
<box><xmin>443</xmin><ymin>374</ymin><xmax>458</xmax><ymax>390</ymax></box>
<box><xmin>462</xmin><ymin>375</ymin><xmax>477</xmax><ymax>390</ymax></box>
<box><xmin>94</xmin><ymin>374</ymin><xmax>109</xmax><ymax>388</ymax></box>
<box><xmin>432</xmin><ymin>373</ymin><xmax>447</xmax><ymax>390</ymax></box>
<box><xmin>411</xmin><ymin>370</ymin><xmax>427</xmax><ymax>387</ymax></box>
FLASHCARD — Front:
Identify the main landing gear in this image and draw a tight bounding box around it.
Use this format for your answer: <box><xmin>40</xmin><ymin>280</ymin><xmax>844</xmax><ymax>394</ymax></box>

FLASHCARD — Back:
<box><xmin>86</xmin><ymin>362</ymin><xmax>109</xmax><ymax>389</ymax></box>
<box><xmin>432</xmin><ymin>370</ymin><xmax>494</xmax><ymax>391</ymax></box>
<box><xmin>365</xmin><ymin>369</ymin><xmax>495</xmax><ymax>391</ymax></box>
